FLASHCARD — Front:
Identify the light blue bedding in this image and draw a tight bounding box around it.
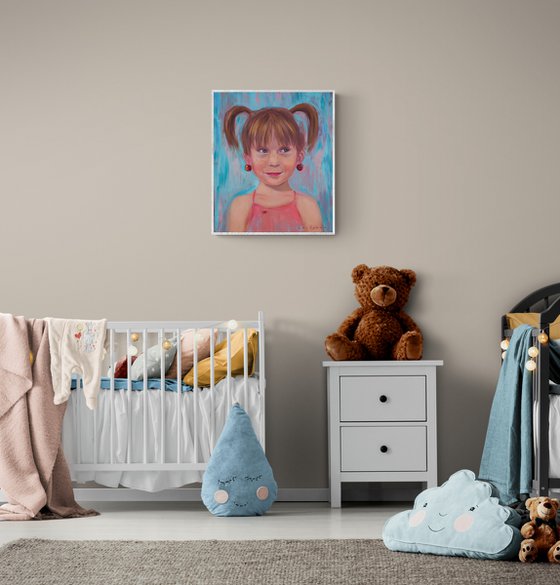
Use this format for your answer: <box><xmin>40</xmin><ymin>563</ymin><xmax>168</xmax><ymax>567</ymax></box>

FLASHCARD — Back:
<box><xmin>70</xmin><ymin>377</ymin><xmax>194</xmax><ymax>392</ymax></box>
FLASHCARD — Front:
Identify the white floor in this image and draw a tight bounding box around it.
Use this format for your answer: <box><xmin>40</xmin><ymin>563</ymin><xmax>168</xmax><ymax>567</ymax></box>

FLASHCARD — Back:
<box><xmin>0</xmin><ymin>502</ymin><xmax>407</xmax><ymax>545</ymax></box>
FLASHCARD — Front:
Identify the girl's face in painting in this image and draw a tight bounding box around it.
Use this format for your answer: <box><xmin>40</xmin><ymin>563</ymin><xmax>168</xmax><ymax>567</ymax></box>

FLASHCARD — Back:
<box><xmin>245</xmin><ymin>136</ymin><xmax>304</xmax><ymax>188</ymax></box>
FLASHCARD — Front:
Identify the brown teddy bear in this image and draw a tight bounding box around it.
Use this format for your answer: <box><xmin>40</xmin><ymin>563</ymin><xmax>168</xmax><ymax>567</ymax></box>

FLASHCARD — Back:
<box><xmin>518</xmin><ymin>496</ymin><xmax>560</xmax><ymax>562</ymax></box>
<box><xmin>325</xmin><ymin>264</ymin><xmax>423</xmax><ymax>361</ymax></box>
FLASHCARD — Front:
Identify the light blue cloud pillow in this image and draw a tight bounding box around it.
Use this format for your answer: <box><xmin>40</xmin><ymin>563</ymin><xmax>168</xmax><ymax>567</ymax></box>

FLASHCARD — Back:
<box><xmin>382</xmin><ymin>470</ymin><xmax>522</xmax><ymax>560</ymax></box>
<box><xmin>201</xmin><ymin>403</ymin><xmax>277</xmax><ymax>516</ymax></box>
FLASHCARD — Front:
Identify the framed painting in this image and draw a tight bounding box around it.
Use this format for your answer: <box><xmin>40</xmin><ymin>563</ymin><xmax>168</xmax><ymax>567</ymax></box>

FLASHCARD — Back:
<box><xmin>212</xmin><ymin>90</ymin><xmax>335</xmax><ymax>235</ymax></box>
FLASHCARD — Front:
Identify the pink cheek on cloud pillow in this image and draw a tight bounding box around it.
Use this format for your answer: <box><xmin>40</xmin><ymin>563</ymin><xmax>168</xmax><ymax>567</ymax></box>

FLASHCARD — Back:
<box><xmin>453</xmin><ymin>513</ymin><xmax>475</xmax><ymax>532</ymax></box>
<box><xmin>408</xmin><ymin>510</ymin><xmax>426</xmax><ymax>527</ymax></box>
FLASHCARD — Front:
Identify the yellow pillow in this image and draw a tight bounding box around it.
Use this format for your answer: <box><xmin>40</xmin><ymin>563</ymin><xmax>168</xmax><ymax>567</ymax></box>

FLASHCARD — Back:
<box><xmin>183</xmin><ymin>329</ymin><xmax>258</xmax><ymax>387</ymax></box>
<box><xmin>506</xmin><ymin>313</ymin><xmax>560</xmax><ymax>339</ymax></box>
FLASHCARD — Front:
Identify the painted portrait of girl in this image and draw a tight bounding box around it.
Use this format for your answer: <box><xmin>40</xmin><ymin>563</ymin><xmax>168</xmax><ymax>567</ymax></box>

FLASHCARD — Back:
<box><xmin>213</xmin><ymin>91</ymin><xmax>334</xmax><ymax>235</ymax></box>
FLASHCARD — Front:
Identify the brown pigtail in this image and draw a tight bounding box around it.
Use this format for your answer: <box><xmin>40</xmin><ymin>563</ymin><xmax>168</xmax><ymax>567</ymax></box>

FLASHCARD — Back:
<box><xmin>290</xmin><ymin>103</ymin><xmax>319</xmax><ymax>151</ymax></box>
<box><xmin>223</xmin><ymin>105</ymin><xmax>252</xmax><ymax>150</ymax></box>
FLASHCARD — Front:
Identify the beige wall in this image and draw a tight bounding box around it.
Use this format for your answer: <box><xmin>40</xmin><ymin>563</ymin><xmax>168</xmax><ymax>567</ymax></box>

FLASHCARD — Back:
<box><xmin>2</xmin><ymin>0</ymin><xmax>560</xmax><ymax>490</ymax></box>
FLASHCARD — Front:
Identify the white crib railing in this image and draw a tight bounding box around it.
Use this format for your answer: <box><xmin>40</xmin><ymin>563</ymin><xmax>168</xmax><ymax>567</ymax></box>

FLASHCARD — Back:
<box><xmin>63</xmin><ymin>313</ymin><xmax>265</xmax><ymax>496</ymax></box>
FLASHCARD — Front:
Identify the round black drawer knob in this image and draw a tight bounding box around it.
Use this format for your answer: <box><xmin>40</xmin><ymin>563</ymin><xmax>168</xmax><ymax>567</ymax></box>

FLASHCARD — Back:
<box><xmin>380</xmin><ymin>445</ymin><xmax>388</xmax><ymax>453</ymax></box>
<box><xmin>379</xmin><ymin>395</ymin><xmax>388</xmax><ymax>403</ymax></box>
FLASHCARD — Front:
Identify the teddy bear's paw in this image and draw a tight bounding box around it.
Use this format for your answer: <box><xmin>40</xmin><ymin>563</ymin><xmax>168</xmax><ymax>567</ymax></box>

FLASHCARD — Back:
<box><xmin>393</xmin><ymin>331</ymin><xmax>423</xmax><ymax>360</ymax></box>
<box><xmin>521</xmin><ymin>524</ymin><xmax>535</xmax><ymax>539</ymax></box>
<box><xmin>404</xmin><ymin>331</ymin><xmax>423</xmax><ymax>360</ymax></box>
<box><xmin>325</xmin><ymin>334</ymin><xmax>366</xmax><ymax>361</ymax></box>
<box><xmin>547</xmin><ymin>541</ymin><xmax>560</xmax><ymax>563</ymax></box>
<box><xmin>519</xmin><ymin>539</ymin><xmax>538</xmax><ymax>563</ymax></box>
<box><xmin>325</xmin><ymin>333</ymin><xmax>347</xmax><ymax>360</ymax></box>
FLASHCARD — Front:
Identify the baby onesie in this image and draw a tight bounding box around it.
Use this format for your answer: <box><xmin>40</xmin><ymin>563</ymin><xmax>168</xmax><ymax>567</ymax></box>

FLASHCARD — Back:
<box><xmin>45</xmin><ymin>318</ymin><xmax>107</xmax><ymax>410</ymax></box>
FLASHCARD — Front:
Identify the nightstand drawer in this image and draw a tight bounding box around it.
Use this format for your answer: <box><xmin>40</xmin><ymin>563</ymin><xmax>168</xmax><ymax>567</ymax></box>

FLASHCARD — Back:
<box><xmin>340</xmin><ymin>426</ymin><xmax>427</xmax><ymax>472</ymax></box>
<box><xmin>339</xmin><ymin>376</ymin><xmax>426</xmax><ymax>421</ymax></box>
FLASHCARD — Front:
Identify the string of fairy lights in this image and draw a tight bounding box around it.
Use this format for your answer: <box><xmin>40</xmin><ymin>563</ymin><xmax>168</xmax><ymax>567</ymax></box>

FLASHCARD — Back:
<box><xmin>500</xmin><ymin>331</ymin><xmax>549</xmax><ymax>372</ymax></box>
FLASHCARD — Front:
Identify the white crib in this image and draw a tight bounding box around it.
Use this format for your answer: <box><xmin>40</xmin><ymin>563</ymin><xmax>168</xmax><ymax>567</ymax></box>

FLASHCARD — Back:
<box><xmin>63</xmin><ymin>313</ymin><xmax>265</xmax><ymax>501</ymax></box>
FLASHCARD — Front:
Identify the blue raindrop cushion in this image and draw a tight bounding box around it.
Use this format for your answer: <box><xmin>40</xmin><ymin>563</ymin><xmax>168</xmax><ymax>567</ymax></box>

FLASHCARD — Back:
<box><xmin>201</xmin><ymin>403</ymin><xmax>277</xmax><ymax>516</ymax></box>
<box><xmin>382</xmin><ymin>470</ymin><xmax>523</xmax><ymax>560</ymax></box>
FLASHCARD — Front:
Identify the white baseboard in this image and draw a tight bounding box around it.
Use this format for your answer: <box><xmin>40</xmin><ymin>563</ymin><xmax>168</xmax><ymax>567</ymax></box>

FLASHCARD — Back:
<box><xmin>279</xmin><ymin>488</ymin><xmax>330</xmax><ymax>502</ymax></box>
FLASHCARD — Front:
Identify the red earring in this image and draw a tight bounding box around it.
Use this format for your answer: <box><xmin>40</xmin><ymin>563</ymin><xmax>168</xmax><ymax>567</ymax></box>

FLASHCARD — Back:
<box><xmin>296</xmin><ymin>163</ymin><xmax>304</xmax><ymax>171</ymax></box>
<box><xmin>244</xmin><ymin>164</ymin><xmax>252</xmax><ymax>172</ymax></box>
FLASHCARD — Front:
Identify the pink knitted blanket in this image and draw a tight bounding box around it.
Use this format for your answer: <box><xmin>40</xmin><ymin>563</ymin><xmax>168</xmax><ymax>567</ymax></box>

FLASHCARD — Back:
<box><xmin>0</xmin><ymin>314</ymin><xmax>97</xmax><ymax>520</ymax></box>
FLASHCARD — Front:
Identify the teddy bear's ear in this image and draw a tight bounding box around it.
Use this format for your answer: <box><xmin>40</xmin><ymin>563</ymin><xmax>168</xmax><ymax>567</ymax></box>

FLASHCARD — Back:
<box><xmin>351</xmin><ymin>264</ymin><xmax>369</xmax><ymax>284</ymax></box>
<box><xmin>525</xmin><ymin>497</ymin><xmax>537</xmax><ymax>510</ymax></box>
<box><xmin>400</xmin><ymin>269</ymin><xmax>417</xmax><ymax>287</ymax></box>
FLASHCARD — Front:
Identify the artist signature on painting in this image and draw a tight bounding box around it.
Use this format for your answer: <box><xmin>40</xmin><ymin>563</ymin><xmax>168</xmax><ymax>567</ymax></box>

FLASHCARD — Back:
<box><xmin>296</xmin><ymin>225</ymin><xmax>323</xmax><ymax>231</ymax></box>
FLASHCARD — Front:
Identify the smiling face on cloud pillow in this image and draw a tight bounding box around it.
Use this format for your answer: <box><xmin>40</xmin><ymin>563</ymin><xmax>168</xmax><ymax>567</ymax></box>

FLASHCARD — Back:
<box><xmin>382</xmin><ymin>470</ymin><xmax>522</xmax><ymax>560</ymax></box>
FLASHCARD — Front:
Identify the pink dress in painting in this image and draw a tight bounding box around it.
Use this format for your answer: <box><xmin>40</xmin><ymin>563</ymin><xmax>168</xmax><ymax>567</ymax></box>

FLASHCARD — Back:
<box><xmin>246</xmin><ymin>191</ymin><xmax>304</xmax><ymax>233</ymax></box>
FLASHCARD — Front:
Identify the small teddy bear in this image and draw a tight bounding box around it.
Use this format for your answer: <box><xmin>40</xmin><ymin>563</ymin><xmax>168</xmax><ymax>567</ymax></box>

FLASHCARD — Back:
<box><xmin>518</xmin><ymin>496</ymin><xmax>560</xmax><ymax>562</ymax></box>
<box><xmin>325</xmin><ymin>264</ymin><xmax>423</xmax><ymax>361</ymax></box>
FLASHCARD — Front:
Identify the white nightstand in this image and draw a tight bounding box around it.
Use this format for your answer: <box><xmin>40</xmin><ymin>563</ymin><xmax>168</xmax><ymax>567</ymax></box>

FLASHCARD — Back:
<box><xmin>323</xmin><ymin>360</ymin><xmax>443</xmax><ymax>508</ymax></box>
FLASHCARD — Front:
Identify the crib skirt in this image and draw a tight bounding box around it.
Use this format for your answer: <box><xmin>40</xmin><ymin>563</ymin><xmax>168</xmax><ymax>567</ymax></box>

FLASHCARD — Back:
<box><xmin>62</xmin><ymin>376</ymin><xmax>262</xmax><ymax>492</ymax></box>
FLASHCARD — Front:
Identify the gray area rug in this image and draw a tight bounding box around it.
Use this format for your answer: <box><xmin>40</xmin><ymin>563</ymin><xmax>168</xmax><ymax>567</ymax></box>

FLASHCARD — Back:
<box><xmin>0</xmin><ymin>538</ymin><xmax>556</xmax><ymax>584</ymax></box>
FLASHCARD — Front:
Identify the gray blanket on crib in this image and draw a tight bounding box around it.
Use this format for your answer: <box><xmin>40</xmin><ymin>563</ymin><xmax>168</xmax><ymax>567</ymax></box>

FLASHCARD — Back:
<box><xmin>479</xmin><ymin>325</ymin><xmax>560</xmax><ymax>505</ymax></box>
<box><xmin>479</xmin><ymin>325</ymin><xmax>533</xmax><ymax>505</ymax></box>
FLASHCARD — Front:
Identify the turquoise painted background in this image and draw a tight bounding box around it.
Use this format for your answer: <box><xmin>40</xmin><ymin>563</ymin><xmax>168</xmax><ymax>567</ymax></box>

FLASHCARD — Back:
<box><xmin>213</xmin><ymin>91</ymin><xmax>334</xmax><ymax>233</ymax></box>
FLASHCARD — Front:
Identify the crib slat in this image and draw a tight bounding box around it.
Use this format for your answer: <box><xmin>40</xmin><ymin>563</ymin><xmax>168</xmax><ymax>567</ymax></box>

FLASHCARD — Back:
<box><xmin>176</xmin><ymin>328</ymin><xmax>181</xmax><ymax>464</ymax></box>
<box><xmin>243</xmin><ymin>327</ymin><xmax>248</xmax><ymax>409</ymax></box>
<box><xmin>126</xmin><ymin>330</ymin><xmax>132</xmax><ymax>465</ymax></box>
<box><xmin>159</xmin><ymin>329</ymin><xmax>165</xmax><ymax>465</ymax></box>
<box><xmin>193</xmin><ymin>328</ymin><xmax>199</xmax><ymax>464</ymax></box>
<box><xmin>109</xmin><ymin>328</ymin><xmax>115</xmax><ymax>465</ymax></box>
<box><xmin>143</xmin><ymin>328</ymin><xmax>148</xmax><ymax>465</ymax></box>
<box><xmin>226</xmin><ymin>327</ymin><xmax>232</xmax><ymax>407</ymax></box>
<box><xmin>258</xmin><ymin>311</ymin><xmax>265</xmax><ymax>449</ymax></box>
<box><xmin>93</xmin><ymin>401</ymin><xmax>97</xmax><ymax>465</ymax></box>
<box><xmin>210</xmin><ymin>326</ymin><xmax>215</xmax><ymax>451</ymax></box>
<box><xmin>92</xmin><ymin>357</ymin><xmax>98</xmax><ymax>466</ymax></box>
<box><xmin>74</xmin><ymin>378</ymin><xmax>81</xmax><ymax>465</ymax></box>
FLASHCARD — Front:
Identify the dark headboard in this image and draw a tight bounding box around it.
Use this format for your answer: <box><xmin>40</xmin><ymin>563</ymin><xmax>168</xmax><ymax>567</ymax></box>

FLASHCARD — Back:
<box><xmin>502</xmin><ymin>283</ymin><xmax>560</xmax><ymax>338</ymax></box>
